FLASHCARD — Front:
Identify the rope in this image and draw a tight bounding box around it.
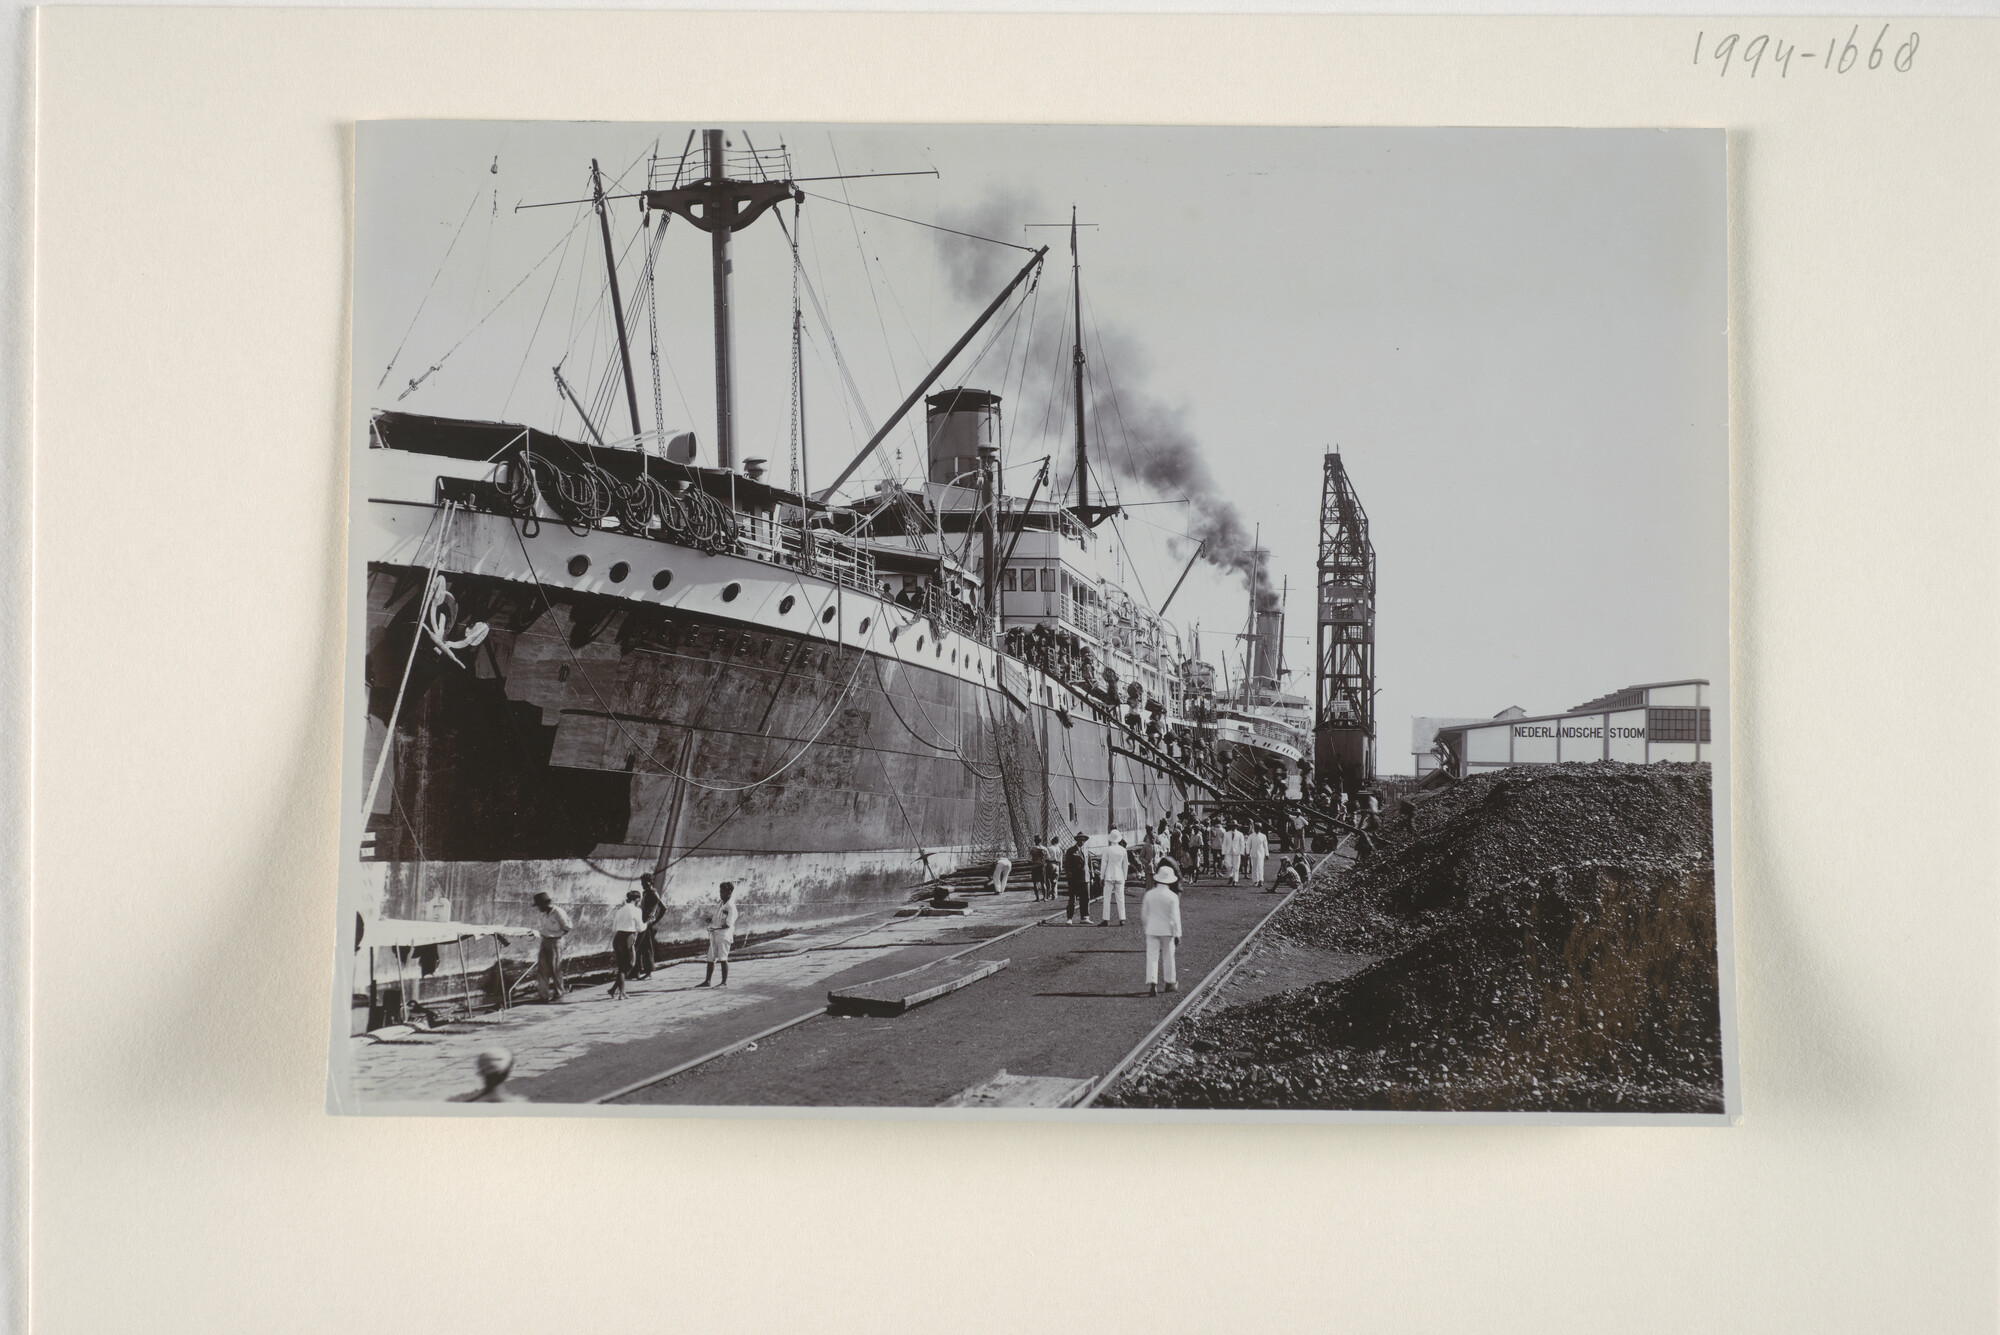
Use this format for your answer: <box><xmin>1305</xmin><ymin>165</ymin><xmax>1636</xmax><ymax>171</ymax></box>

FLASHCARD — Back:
<box><xmin>359</xmin><ymin>502</ymin><xmax>457</xmax><ymax>821</ymax></box>
<box><xmin>507</xmin><ymin>450</ymin><xmax>737</xmax><ymax>553</ymax></box>
<box><xmin>865</xmin><ymin>650</ymin><xmax>1003</xmax><ymax>780</ymax></box>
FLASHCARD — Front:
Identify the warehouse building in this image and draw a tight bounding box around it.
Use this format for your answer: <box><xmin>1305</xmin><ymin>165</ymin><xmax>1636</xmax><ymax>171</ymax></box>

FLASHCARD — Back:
<box><xmin>1428</xmin><ymin>679</ymin><xmax>1712</xmax><ymax>779</ymax></box>
<box><xmin>1413</xmin><ymin>708</ymin><xmax>1522</xmax><ymax>778</ymax></box>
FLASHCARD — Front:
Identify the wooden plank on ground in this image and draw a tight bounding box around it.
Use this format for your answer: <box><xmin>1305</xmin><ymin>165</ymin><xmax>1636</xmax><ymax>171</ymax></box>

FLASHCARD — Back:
<box><xmin>827</xmin><ymin>957</ymin><xmax>1008</xmax><ymax>1016</ymax></box>
<box><xmin>939</xmin><ymin>1070</ymin><xmax>1092</xmax><ymax>1108</ymax></box>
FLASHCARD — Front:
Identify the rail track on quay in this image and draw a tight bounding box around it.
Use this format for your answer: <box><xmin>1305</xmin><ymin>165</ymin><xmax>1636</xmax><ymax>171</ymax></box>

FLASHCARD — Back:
<box><xmin>584</xmin><ymin>854</ymin><xmax>1339</xmax><ymax>1111</ymax></box>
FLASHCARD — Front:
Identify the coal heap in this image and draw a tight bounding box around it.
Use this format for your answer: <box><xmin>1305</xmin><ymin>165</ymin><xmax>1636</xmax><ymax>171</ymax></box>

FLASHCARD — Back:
<box><xmin>1106</xmin><ymin>762</ymin><xmax>1724</xmax><ymax>1113</ymax></box>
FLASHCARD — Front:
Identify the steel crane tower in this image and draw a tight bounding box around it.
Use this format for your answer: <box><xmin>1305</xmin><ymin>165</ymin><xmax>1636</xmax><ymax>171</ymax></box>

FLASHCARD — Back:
<box><xmin>1313</xmin><ymin>449</ymin><xmax>1376</xmax><ymax>789</ymax></box>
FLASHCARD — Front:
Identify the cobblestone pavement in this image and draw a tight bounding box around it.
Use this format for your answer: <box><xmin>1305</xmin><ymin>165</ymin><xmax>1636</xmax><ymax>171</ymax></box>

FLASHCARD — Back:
<box><xmin>344</xmin><ymin>895</ymin><xmax>1055</xmax><ymax>1105</ymax></box>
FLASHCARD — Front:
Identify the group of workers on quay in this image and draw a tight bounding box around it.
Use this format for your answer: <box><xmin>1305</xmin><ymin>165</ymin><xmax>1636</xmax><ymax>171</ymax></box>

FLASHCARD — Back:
<box><xmin>454</xmin><ymin>787</ymin><xmax>1380</xmax><ymax>1099</ymax></box>
<box><xmin>523</xmin><ymin>875</ymin><xmax>739</xmax><ymax>1009</ymax></box>
<box><xmin>1014</xmin><ymin>809</ymin><xmax>1324</xmax><ymax>998</ymax></box>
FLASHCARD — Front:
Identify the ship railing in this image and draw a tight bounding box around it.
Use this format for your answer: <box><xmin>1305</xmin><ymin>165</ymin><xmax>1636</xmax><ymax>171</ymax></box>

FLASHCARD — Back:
<box><xmin>730</xmin><ymin>525</ymin><xmax>879</xmax><ymax>596</ymax></box>
<box><xmin>1061</xmin><ymin>601</ymin><xmax>1107</xmax><ymax>640</ymax></box>
<box><xmin>923</xmin><ymin>587</ymin><xmax>991</xmax><ymax>645</ymax></box>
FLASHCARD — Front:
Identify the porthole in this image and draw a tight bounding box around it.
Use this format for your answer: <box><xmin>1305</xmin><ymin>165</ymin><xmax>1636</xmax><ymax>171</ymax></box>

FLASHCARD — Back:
<box><xmin>653</xmin><ymin>569</ymin><xmax>673</xmax><ymax>591</ymax></box>
<box><xmin>557</xmin><ymin>664</ymin><xmax>570</xmax><ymax>683</ymax></box>
<box><xmin>568</xmin><ymin>555</ymin><xmax>590</xmax><ymax>577</ymax></box>
<box><xmin>779</xmin><ymin>595</ymin><xmax>796</xmax><ymax>614</ymax></box>
<box><xmin>608</xmin><ymin>561</ymin><xmax>629</xmax><ymax>584</ymax></box>
<box><xmin>915</xmin><ymin>636</ymin><xmax>925</xmax><ymax>652</ymax></box>
<box><xmin>858</xmin><ymin>617</ymin><xmax>872</xmax><ymax>635</ymax></box>
<box><xmin>950</xmin><ymin>650</ymin><xmax>957</xmax><ymax>663</ymax></box>
<box><xmin>721</xmin><ymin>582</ymin><xmax>741</xmax><ymax>603</ymax></box>
<box><xmin>821</xmin><ymin>606</ymin><xmax>836</xmax><ymax>624</ymax></box>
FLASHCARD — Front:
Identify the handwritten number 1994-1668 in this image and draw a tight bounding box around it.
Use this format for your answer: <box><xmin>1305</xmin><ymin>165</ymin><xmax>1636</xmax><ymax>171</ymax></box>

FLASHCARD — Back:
<box><xmin>1695</xmin><ymin>25</ymin><xmax>1919</xmax><ymax>79</ymax></box>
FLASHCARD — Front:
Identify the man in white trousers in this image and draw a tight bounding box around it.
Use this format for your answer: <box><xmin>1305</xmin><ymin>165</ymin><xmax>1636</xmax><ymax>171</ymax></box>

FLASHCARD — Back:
<box><xmin>1224</xmin><ymin>823</ymin><xmax>1244</xmax><ymax>886</ymax></box>
<box><xmin>1248</xmin><ymin>825</ymin><xmax>1269</xmax><ymax>887</ymax></box>
<box><xmin>1142</xmin><ymin>861</ymin><xmax>1183</xmax><ymax>996</ymax></box>
<box><xmin>1098</xmin><ymin>829</ymin><xmax>1130</xmax><ymax>926</ymax></box>
<box><xmin>699</xmin><ymin>882</ymin><xmax>737</xmax><ymax>988</ymax></box>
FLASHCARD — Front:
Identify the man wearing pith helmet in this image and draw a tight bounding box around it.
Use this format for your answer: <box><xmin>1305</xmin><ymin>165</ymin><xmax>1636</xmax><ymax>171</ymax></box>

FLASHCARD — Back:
<box><xmin>1141</xmin><ymin>859</ymin><xmax>1184</xmax><ymax>997</ymax></box>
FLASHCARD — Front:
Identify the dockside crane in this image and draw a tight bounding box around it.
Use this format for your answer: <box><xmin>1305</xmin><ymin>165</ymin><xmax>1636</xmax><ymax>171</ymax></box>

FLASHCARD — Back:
<box><xmin>1313</xmin><ymin>449</ymin><xmax>1377</xmax><ymax>790</ymax></box>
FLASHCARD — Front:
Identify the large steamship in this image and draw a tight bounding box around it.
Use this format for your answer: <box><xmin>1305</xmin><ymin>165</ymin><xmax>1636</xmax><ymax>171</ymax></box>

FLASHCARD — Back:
<box><xmin>357</xmin><ymin>131</ymin><xmax>1230</xmax><ymax>951</ymax></box>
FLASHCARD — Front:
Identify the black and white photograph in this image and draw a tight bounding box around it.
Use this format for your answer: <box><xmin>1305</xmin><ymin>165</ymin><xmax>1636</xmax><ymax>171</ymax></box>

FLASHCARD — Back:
<box><xmin>332</xmin><ymin>120</ymin><xmax>1730</xmax><ymax>1117</ymax></box>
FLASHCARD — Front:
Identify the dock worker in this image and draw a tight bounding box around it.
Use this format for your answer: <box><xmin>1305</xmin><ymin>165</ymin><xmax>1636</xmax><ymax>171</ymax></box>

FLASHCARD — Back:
<box><xmin>608</xmin><ymin>888</ymin><xmax>643</xmax><ymax>1000</ymax></box>
<box><xmin>1141</xmin><ymin>860</ymin><xmax>1183</xmax><ymax>997</ymax></box>
<box><xmin>1222</xmin><ymin>823</ymin><xmax>1244</xmax><ymax>886</ymax></box>
<box><xmin>990</xmin><ymin>851</ymin><xmax>1014</xmax><ymax>898</ymax></box>
<box><xmin>1205</xmin><ymin>820</ymin><xmax>1225</xmax><ymax>880</ymax></box>
<box><xmin>1099</xmin><ymin>828</ymin><xmax>1130</xmax><ymax>927</ymax></box>
<box><xmin>1133</xmin><ymin>826</ymin><xmax>1158</xmax><ymax>888</ymax></box>
<box><xmin>699</xmin><ymin>883</ymin><xmax>738</xmax><ymax>988</ymax></box>
<box><xmin>1028</xmin><ymin>838</ymin><xmax>1049</xmax><ymax>900</ymax></box>
<box><xmin>530</xmin><ymin>891</ymin><xmax>571</xmax><ymax>1004</ymax></box>
<box><xmin>1063</xmin><ymin>832</ymin><xmax>1093</xmax><ymax>925</ymax></box>
<box><xmin>1248</xmin><ymin>824</ymin><xmax>1270</xmax><ymax>887</ymax></box>
<box><xmin>636</xmin><ymin>873</ymin><xmax>664</xmax><ymax>979</ymax></box>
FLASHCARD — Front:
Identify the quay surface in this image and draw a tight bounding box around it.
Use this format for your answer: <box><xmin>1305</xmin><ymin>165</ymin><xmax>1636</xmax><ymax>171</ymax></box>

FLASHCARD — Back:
<box><xmin>348</xmin><ymin>859</ymin><xmax>1330</xmax><ymax>1109</ymax></box>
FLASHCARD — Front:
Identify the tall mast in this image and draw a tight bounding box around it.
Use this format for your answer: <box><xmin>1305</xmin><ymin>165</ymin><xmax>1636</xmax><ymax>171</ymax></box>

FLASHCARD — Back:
<box><xmin>978</xmin><ymin>443</ymin><xmax>999</xmax><ymax>624</ymax></box>
<box><xmin>1242</xmin><ymin>526</ymin><xmax>1261</xmax><ymax>708</ymax></box>
<box><xmin>1070</xmin><ymin>206</ymin><xmax>1089</xmax><ymax>514</ymax></box>
<box><xmin>641</xmin><ymin>129</ymin><xmax>799</xmax><ymax>473</ymax></box>
<box><xmin>705</xmin><ymin>131</ymin><xmax>739</xmax><ymax>469</ymax></box>
<box><xmin>790</xmin><ymin>196</ymin><xmax>813</xmax><ymax>573</ymax></box>
<box><xmin>591</xmin><ymin>159</ymin><xmax>644</xmax><ymax>442</ymax></box>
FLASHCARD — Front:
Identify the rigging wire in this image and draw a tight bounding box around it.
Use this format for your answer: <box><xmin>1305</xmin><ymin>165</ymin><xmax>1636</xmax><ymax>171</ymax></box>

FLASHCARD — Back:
<box><xmin>801</xmin><ymin>203</ymin><xmax>894</xmax><ymax>490</ymax></box>
<box><xmin>778</xmin><ymin>211</ymin><xmax>879</xmax><ymax>473</ymax></box>
<box><xmin>641</xmin><ymin>212</ymin><xmax>671</xmax><ymax>443</ymax></box>
<box><xmin>825</xmin><ymin>133</ymin><xmax>924</xmax><ymax>474</ymax></box>
<box><xmin>378</xmin><ymin>184</ymin><xmax>482</xmax><ymax>391</ymax></box>
<box><xmin>801</xmin><ymin>324</ymin><xmax>861</xmax><ymax>455</ymax></box>
<box><xmin>500</xmin><ymin>222</ymin><xmax>580</xmax><ymax>418</ymax></box>
<box><xmin>797</xmin><ymin>190</ymin><xmax>1038</xmax><ymax>253</ymax></box>
<box><xmin>396</xmin><ymin>205</ymin><xmax>592</xmax><ymax>402</ymax></box>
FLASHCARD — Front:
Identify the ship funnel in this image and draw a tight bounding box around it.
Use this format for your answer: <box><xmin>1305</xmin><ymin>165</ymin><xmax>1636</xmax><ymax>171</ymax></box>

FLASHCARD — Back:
<box><xmin>926</xmin><ymin>387</ymin><xmax>1000</xmax><ymax>487</ymax></box>
<box><xmin>1252</xmin><ymin>608</ymin><xmax>1285</xmax><ymax>689</ymax></box>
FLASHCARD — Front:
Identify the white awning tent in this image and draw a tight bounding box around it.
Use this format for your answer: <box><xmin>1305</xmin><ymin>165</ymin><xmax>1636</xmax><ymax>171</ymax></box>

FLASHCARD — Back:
<box><xmin>354</xmin><ymin>915</ymin><xmax>530</xmax><ymax>1031</ymax></box>
<box><xmin>358</xmin><ymin>917</ymin><xmax>523</xmax><ymax>950</ymax></box>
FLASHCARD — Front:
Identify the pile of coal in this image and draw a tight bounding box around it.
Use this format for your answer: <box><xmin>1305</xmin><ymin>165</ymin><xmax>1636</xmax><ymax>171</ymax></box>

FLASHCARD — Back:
<box><xmin>1106</xmin><ymin>762</ymin><xmax>1723</xmax><ymax>1113</ymax></box>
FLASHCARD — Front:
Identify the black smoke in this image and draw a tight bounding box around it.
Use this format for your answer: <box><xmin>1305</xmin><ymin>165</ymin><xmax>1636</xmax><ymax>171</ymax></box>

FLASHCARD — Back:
<box><xmin>932</xmin><ymin>200</ymin><xmax>1272</xmax><ymax>608</ymax></box>
<box><xmin>935</xmin><ymin>187</ymin><xmax>1041</xmax><ymax>305</ymax></box>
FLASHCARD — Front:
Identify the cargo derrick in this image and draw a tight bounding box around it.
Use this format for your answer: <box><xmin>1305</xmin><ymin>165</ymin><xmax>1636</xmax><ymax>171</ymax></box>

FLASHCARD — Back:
<box><xmin>1313</xmin><ymin>450</ymin><xmax>1376</xmax><ymax>789</ymax></box>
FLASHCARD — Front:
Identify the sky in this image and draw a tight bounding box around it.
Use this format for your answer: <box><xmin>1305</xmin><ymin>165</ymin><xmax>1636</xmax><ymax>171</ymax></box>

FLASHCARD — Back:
<box><xmin>353</xmin><ymin>122</ymin><xmax>1727</xmax><ymax>774</ymax></box>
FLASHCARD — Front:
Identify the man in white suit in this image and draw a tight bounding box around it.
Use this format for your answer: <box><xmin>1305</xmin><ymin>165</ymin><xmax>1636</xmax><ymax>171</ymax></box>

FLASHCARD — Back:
<box><xmin>1098</xmin><ymin>829</ymin><xmax>1130</xmax><ymax>926</ymax></box>
<box><xmin>1248</xmin><ymin>825</ymin><xmax>1269</xmax><ymax>887</ymax></box>
<box><xmin>1141</xmin><ymin>861</ymin><xmax>1184</xmax><ymax>996</ymax></box>
<box><xmin>1224</xmin><ymin>824</ymin><xmax>1244</xmax><ymax>885</ymax></box>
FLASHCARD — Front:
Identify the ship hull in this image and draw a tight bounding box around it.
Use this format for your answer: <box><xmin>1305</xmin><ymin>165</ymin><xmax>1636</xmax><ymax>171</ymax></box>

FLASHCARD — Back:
<box><xmin>361</xmin><ymin>503</ymin><xmax>1190</xmax><ymax>953</ymax></box>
